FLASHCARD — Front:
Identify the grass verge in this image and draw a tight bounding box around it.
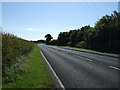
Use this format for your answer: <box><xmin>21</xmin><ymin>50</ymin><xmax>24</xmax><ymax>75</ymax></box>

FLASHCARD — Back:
<box><xmin>65</xmin><ymin>46</ymin><xmax>97</xmax><ymax>52</ymax></box>
<box><xmin>65</xmin><ymin>46</ymin><xmax>119</xmax><ymax>54</ymax></box>
<box><xmin>3</xmin><ymin>45</ymin><xmax>55</xmax><ymax>88</ymax></box>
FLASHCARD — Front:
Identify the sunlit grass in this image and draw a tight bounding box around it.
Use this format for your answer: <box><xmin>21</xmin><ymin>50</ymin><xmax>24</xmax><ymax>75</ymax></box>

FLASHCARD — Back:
<box><xmin>3</xmin><ymin>45</ymin><xmax>55</xmax><ymax>88</ymax></box>
<box><xmin>65</xmin><ymin>46</ymin><xmax>96</xmax><ymax>52</ymax></box>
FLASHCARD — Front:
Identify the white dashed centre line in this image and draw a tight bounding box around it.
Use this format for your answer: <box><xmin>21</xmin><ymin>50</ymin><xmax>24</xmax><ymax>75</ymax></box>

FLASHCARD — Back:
<box><xmin>79</xmin><ymin>56</ymin><xmax>93</xmax><ymax>62</ymax></box>
<box><xmin>109</xmin><ymin>66</ymin><xmax>120</xmax><ymax>71</ymax></box>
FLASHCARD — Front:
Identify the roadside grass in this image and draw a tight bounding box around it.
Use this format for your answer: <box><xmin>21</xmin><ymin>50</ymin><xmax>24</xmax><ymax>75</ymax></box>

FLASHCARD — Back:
<box><xmin>3</xmin><ymin>45</ymin><xmax>55</xmax><ymax>88</ymax></box>
<box><xmin>65</xmin><ymin>46</ymin><xmax>97</xmax><ymax>52</ymax></box>
<box><xmin>65</xmin><ymin>46</ymin><xmax>119</xmax><ymax>54</ymax></box>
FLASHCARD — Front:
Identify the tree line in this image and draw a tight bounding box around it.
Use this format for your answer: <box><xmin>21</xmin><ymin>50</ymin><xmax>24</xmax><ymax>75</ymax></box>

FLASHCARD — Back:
<box><xmin>45</xmin><ymin>11</ymin><xmax>120</xmax><ymax>53</ymax></box>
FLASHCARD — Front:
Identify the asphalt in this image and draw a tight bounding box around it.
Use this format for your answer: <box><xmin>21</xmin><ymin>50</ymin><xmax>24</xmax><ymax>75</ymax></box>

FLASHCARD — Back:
<box><xmin>38</xmin><ymin>44</ymin><xmax>119</xmax><ymax>88</ymax></box>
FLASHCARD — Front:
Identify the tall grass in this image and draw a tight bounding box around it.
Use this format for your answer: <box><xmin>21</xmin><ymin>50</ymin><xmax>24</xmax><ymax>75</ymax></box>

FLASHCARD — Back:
<box><xmin>2</xmin><ymin>33</ymin><xmax>34</xmax><ymax>83</ymax></box>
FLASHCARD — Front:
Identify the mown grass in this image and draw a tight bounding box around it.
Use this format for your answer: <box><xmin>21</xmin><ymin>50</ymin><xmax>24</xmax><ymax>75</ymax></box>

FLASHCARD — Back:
<box><xmin>65</xmin><ymin>46</ymin><xmax>98</xmax><ymax>52</ymax></box>
<box><xmin>65</xmin><ymin>46</ymin><xmax>119</xmax><ymax>54</ymax></box>
<box><xmin>3</xmin><ymin>45</ymin><xmax>55</xmax><ymax>88</ymax></box>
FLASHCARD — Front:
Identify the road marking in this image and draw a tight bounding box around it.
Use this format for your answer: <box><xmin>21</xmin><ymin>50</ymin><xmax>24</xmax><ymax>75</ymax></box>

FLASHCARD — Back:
<box><xmin>40</xmin><ymin>50</ymin><xmax>65</xmax><ymax>89</ymax></box>
<box><xmin>85</xmin><ymin>58</ymin><xmax>93</xmax><ymax>62</ymax></box>
<box><xmin>79</xmin><ymin>56</ymin><xmax>93</xmax><ymax>62</ymax></box>
<box><xmin>109</xmin><ymin>66</ymin><xmax>120</xmax><ymax>71</ymax></box>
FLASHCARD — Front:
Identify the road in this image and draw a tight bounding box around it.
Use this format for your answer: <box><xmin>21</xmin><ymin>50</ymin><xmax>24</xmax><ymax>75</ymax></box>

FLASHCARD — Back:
<box><xmin>38</xmin><ymin>44</ymin><xmax>119</xmax><ymax>88</ymax></box>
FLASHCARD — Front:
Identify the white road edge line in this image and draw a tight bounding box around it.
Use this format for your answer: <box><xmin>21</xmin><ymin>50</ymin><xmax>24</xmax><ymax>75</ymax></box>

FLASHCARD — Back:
<box><xmin>40</xmin><ymin>50</ymin><xmax>65</xmax><ymax>89</ymax></box>
<box><xmin>109</xmin><ymin>66</ymin><xmax>120</xmax><ymax>71</ymax></box>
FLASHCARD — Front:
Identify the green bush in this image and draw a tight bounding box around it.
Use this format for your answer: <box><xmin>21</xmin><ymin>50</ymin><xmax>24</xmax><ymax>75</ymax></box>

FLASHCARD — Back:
<box><xmin>2</xmin><ymin>33</ymin><xmax>34</xmax><ymax>83</ymax></box>
<box><xmin>49</xmin><ymin>40</ymin><xmax>57</xmax><ymax>45</ymax></box>
<box><xmin>75</xmin><ymin>41</ymin><xmax>87</xmax><ymax>48</ymax></box>
<box><xmin>67</xmin><ymin>42</ymin><xmax>76</xmax><ymax>47</ymax></box>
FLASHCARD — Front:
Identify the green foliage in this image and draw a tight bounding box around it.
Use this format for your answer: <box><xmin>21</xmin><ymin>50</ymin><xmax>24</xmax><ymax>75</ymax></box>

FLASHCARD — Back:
<box><xmin>49</xmin><ymin>39</ymin><xmax>58</xmax><ymax>45</ymax></box>
<box><xmin>56</xmin><ymin>11</ymin><xmax>120</xmax><ymax>53</ymax></box>
<box><xmin>75</xmin><ymin>41</ymin><xmax>87</xmax><ymax>48</ymax></box>
<box><xmin>76</xmin><ymin>30</ymin><xmax>84</xmax><ymax>42</ymax></box>
<box><xmin>67</xmin><ymin>42</ymin><xmax>72</xmax><ymax>47</ymax></box>
<box><xmin>69</xmin><ymin>30</ymin><xmax>78</xmax><ymax>43</ymax></box>
<box><xmin>32</xmin><ymin>40</ymin><xmax>45</xmax><ymax>43</ymax></box>
<box><xmin>90</xmin><ymin>11</ymin><xmax>120</xmax><ymax>53</ymax></box>
<box><xmin>2</xmin><ymin>33</ymin><xmax>34</xmax><ymax>83</ymax></box>
<box><xmin>3</xmin><ymin>45</ymin><xmax>55</xmax><ymax>88</ymax></box>
<box><xmin>67</xmin><ymin>42</ymin><xmax>76</xmax><ymax>47</ymax></box>
<box><xmin>45</xmin><ymin>34</ymin><xmax>53</xmax><ymax>44</ymax></box>
<box><xmin>57</xmin><ymin>32</ymin><xmax>69</xmax><ymax>46</ymax></box>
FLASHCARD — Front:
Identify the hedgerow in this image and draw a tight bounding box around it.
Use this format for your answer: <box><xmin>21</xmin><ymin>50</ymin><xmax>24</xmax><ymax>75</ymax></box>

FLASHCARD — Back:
<box><xmin>2</xmin><ymin>33</ymin><xmax>34</xmax><ymax>83</ymax></box>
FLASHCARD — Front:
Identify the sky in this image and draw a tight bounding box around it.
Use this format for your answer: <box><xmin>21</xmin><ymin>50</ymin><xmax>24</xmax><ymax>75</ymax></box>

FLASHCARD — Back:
<box><xmin>2</xmin><ymin>2</ymin><xmax>118</xmax><ymax>41</ymax></box>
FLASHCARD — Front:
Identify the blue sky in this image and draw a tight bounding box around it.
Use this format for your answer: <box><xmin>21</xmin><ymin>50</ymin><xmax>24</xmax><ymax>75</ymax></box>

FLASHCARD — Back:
<box><xmin>2</xmin><ymin>2</ymin><xmax>118</xmax><ymax>40</ymax></box>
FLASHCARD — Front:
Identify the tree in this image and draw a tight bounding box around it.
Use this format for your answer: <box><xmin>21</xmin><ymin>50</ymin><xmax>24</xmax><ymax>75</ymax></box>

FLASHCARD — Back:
<box><xmin>57</xmin><ymin>32</ymin><xmax>69</xmax><ymax>46</ymax></box>
<box><xmin>45</xmin><ymin>34</ymin><xmax>53</xmax><ymax>44</ymax></box>
<box><xmin>76</xmin><ymin>30</ymin><xmax>83</xmax><ymax>42</ymax></box>
<box><xmin>91</xmin><ymin>11</ymin><xmax>120</xmax><ymax>52</ymax></box>
<box><xmin>69</xmin><ymin>30</ymin><xmax>79</xmax><ymax>46</ymax></box>
<box><xmin>56</xmin><ymin>11</ymin><xmax>120</xmax><ymax>53</ymax></box>
<box><xmin>36</xmin><ymin>40</ymin><xmax>45</xmax><ymax>43</ymax></box>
